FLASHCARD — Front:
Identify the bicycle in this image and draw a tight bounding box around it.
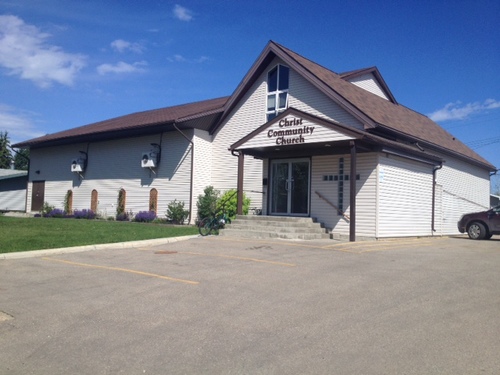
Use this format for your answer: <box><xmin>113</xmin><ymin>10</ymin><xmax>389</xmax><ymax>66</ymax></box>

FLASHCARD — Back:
<box><xmin>198</xmin><ymin>190</ymin><xmax>237</xmax><ymax>236</ymax></box>
<box><xmin>198</xmin><ymin>210</ymin><xmax>231</xmax><ymax>236</ymax></box>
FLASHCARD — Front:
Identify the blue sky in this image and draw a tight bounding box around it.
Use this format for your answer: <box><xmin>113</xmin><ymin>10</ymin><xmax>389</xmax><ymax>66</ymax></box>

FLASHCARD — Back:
<box><xmin>1</xmin><ymin>0</ymin><xmax>499</xmax><ymax>191</ymax></box>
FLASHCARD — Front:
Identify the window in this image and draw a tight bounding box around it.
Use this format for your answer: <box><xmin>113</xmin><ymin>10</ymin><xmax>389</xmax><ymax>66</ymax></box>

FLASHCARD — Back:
<box><xmin>149</xmin><ymin>188</ymin><xmax>158</xmax><ymax>213</ymax></box>
<box><xmin>266</xmin><ymin>65</ymin><xmax>289</xmax><ymax>121</ymax></box>
<box><xmin>91</xmin><ymin>189</ymin><xmax>98</xmax><ymax>212</ymax></box>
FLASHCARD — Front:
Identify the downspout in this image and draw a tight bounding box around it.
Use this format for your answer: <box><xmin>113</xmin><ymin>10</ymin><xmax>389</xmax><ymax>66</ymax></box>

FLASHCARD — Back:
<box><xmin>432</xmin><ymin>163</ymin><xmax>443</xmax><ymax>233</ymax></box>
<box><xmin>173</xmin><ymin>122</ymin><xmax>194</xmax><ymax>224</ymax></box>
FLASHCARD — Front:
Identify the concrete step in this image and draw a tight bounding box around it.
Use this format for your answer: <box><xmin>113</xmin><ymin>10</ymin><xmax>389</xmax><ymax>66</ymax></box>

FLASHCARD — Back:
<box><xmin>220</xmin><ymin>228</ymin><xmax>330</xmax><ymax>240</ymax></box>
<box><xmin>230</xmin><ymin>218</ymin><xmax>322</xmax><ymax>228</ymax></box>
<box><xmin>220</xmin><ymin>215</ymin><xmax>330</xmax><ymax>240</ymax></box>
<box><xmin>227</xmin><ymin>222</ymin><xmax>326</xmax><ymax>234</ymax></box>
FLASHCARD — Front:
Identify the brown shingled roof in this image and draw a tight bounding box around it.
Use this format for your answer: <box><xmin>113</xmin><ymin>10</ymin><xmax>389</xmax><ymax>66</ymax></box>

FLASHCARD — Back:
<box><xmin>272</xmin><ymin>42</ymin><xmax>494</xmax><ymax>170</ymax></box>
<box><xmin>13</xmin><ymin>96</ymin><xmax>228</xmax><ymax>148</ymax></box>
<box><xmin>13</xmin><ymin>41</ymin><xmax>495</xmax><ymax>172</ymax></box>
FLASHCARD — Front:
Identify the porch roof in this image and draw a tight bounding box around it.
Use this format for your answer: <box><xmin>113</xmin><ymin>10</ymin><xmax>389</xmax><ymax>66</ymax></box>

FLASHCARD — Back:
<box><xmin>230</xmin><ymin>108</ymin><xmax>443</xmax><ymax>164</ymax></box>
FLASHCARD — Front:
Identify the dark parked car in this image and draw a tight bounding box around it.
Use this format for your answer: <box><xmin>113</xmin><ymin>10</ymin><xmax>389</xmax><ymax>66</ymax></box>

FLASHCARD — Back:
<box><xmin>458</xmin><ymin>205</ymin><xmax>500</xmax><ymax>240</ymax></box>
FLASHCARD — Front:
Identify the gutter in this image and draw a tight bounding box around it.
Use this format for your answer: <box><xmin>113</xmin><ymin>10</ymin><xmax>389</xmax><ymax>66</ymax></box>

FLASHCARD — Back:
<box><xmin>172</xmin><ymin>122</ymin><xmax>195</xmax><ymax>224</ymax></box>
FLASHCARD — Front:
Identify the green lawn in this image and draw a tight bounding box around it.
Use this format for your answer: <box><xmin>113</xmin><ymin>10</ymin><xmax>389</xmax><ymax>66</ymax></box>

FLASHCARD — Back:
<box><xmin>0</xmin><ymin>216</ymin><xmax>199</xmax><ymax>253</ymax></box>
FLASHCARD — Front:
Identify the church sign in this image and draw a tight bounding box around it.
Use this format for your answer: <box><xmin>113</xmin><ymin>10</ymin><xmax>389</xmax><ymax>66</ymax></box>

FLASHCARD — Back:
<box><xmin>267</xmin><ymin>118</ymin><xmax>315</xmax><ymax>145</ymax></box>
<box><xmin>237</xmin><ymin>116</ymin><xmax>355</xmax><ymax>149</ymax></box>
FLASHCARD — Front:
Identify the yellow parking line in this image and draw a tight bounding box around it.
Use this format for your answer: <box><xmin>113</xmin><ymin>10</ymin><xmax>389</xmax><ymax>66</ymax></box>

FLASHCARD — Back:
<box><xmin>360</xmin><ymin>243</ymin><xmax>425</xmax><ymax>253</ymax></box>
<box><xmin>321</xmin><ymin>237</ymin><xmax>446</xmax><ymax>250</ymax></box>
<box><xmin>42</xmin><ymin>257</ymin><xmax>199</xmax><ymax>285</ymax></box>
<box><xmin>181</xmin><ymin>252</ymin><xmax>296</xmax><ymax>267</ymax></box>
<box><xmin>358</xmin><ymin>239</ymin><xmax>448</xmax><ymax>253</ymax></box>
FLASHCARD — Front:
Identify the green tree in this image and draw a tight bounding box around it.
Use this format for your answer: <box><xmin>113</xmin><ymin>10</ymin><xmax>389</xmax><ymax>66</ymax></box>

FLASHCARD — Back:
<box><xmin>13</xmin><ymin>148</ymin><xmax>30</xmax><ymax>170</ymax></box>
<box><xmin>196</xmin><ymin>186</ymin><xmax>220</xmax><ymax>221</ymax></box>
<box><xmin>0</xmin><ymin>131</ymin><xmax>12</xmax><ymax>169</ymax></box>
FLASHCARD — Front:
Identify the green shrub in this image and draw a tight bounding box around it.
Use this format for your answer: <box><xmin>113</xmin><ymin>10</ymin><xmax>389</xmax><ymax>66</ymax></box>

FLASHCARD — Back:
<box><xmin>217</xmin><ymin>189</ymin><xmax>251</xmax><ymax>220</ymax></box>
<box><xmin>166</xmin><ymin>200</ymin><xmax>189</xmax><ymax>224</ymax></box>
<box><xmin>196</xmin><ymin>186</ymin><xmax>220</xmax><ymax>221</ymax></box>
<box><xmin>40</xmin><ymin>202</ymin><xmax>55</xmax><ymax>216</ymax></box>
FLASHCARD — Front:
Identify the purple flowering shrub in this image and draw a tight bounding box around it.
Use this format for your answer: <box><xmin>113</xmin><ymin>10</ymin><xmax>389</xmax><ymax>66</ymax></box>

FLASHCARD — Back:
<box><xmin>116</xmin><ymin>212</ymin><xmax>130</xmax><ymax>221</ymax></box>
<box><xmin>45</xmin><ymin>209</ymin><xmax>66</xmax><ymax>218</ymax></box>
<box><xmin>73</xmin><ymin>209</ymin><xmax>96</xmax><ymax>220</ymax></box>
<box><xmin>134</xmin><ymin>211</ymin><xmax>157</xmax><ymax>223</ymax></box>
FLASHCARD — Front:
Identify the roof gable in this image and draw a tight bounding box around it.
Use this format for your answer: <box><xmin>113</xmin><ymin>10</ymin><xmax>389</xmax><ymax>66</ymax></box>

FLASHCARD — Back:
<box><xmin>215</xmin><ymin>41</ymin><xmax>376</xmax><ymax>132</ymax></box>
<box><xmin>340</xmin><ymin>67</ymin><xmax>397</xmax><ymax>103</ymax></box>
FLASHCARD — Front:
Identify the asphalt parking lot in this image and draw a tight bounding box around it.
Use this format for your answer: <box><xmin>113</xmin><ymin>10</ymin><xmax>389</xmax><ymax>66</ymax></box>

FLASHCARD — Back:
<box><xmin>1</xmin><ymin>236</ymin><xmax>499</xmax><ymax>374</ymax></box>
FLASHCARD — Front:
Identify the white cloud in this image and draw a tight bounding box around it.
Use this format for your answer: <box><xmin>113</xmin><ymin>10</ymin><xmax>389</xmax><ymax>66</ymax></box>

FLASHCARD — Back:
<box><xmin>0</xmin><ymin>104</ymin><xmax>44</xmax><ymax>144</ymax></box>
<box><xmin>167</xmin><ymin>54</ymin><xmax>187</xmax><ymax>63</ymax></box>
<box><xmin>173</xmin><ymin>4</ymin><xmax>193</xmax><ymax>21</ymax></box>
<box><xmin>167</xmin><ymin>54</ymin><xmax>209</xmax><ymax>63</ymax></box>
<box><xmin>96</xmin><ymin>61</ymin><xmax>147</xmax><ymax>75</ymax></box>
<box><xmin>428</xmin><ymin>99</ymin><xmax>500</xmax><ymax>122</ymax></box>
<box><xmin>0</xmin><ymin>15</ymin><xmax>86</xmax><ymax>88</ymax></box>
<box><xmin>110</xmin><ymin>39</ymin><xmax>145</xmax><ymax>54</ymax></box>
<box><xmin>195</xmin><ymin>56</ymin><xmax>209</xmax><ymax>63</ymax></box>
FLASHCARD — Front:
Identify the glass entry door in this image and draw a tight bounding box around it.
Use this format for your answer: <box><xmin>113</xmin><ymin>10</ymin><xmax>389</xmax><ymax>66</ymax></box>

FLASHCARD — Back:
<box><xmin>270</xmin><ymin>159</ymin><xmax>310</xmax><ymax>215</ymax></box>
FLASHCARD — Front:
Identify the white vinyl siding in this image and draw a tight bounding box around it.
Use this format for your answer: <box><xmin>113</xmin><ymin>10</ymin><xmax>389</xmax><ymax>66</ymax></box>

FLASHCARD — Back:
<box><xmin>27</xmin><ymin>132</ymin><xmax>193</xmax><ymax>219</ymax></box>
<box><xmin>192</xmin><ymin>129</ymin><xmax>213</xmax><ymax>222</ymax></box>
<box><xmin>211</xmin><ymin>63</ymin><xmax>267</xmax><ymax>209</ymax></box>
<box><xmin>288</xmin><ymin>68</ymin><xmax>365</xmax><ymax>130</ymax></box>
<box><xmin>345</xmin><ymin>73</ymin><xmax>390</xmax><ymax>100</ymax></box>
<box><xmin>433</xmin><ymin>152</ymin><xmax>490</xmax><ymax>234</ymax></box>
<box><xmin>310</xmin><ymin>153</ymin><xmax>377</xmax><ymax>238</ymax></box>
<box><xmin>377</xmin><ymin>153</ymin><xmax>434</xmax><ymax>237</ymax></box>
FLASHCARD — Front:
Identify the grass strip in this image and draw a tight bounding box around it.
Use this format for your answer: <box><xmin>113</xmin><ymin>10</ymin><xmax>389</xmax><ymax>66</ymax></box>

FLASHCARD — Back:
<box><xmin>0</xmin><ymin>216</ymin><xmax>198</xmax><ymax>253</ymax></box>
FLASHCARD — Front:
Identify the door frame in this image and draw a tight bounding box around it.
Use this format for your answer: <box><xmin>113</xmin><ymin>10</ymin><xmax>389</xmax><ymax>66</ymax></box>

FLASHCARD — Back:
<box><xmin>268</xmin><ymin>157</ymin><xmax>311</xmax><ymax>217</ymax></box>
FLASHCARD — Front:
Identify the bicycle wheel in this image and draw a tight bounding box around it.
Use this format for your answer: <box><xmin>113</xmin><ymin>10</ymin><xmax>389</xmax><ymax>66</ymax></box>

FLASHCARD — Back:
<box><xmin>198</xmin><ymin>217</ymin><xmax>214</xmax><ymax>236</ymax></box>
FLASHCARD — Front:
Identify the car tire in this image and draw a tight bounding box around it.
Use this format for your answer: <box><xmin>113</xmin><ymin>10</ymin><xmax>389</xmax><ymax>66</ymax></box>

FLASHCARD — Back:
<box><xmin>484</xmin><ymin>233</ymin><xmax>493</xmax><ymax>240</ymax></box>
<box><xmin>467</xmin><ymin>222</ymin><xmax>486</xmax><ymax>240</ymax></box>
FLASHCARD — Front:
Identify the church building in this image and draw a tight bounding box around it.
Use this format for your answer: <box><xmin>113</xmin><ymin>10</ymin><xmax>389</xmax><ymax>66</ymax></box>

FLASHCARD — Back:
<box><xmin>13</xmin><ymin>41</ymin><xmax>495</xmax><ymax>240</ymax></box>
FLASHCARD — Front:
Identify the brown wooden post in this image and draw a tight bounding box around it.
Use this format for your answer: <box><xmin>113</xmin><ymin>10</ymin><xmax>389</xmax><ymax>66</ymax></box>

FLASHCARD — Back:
<box><xmin>349</xmin><ymin>141</ymin><xmax>356</xmax><ymax>242</ymax></box>
<box><xmin>237</xmin><ymin>152</ymin><xmax>244</xmax><ymax>215</ymax></box>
